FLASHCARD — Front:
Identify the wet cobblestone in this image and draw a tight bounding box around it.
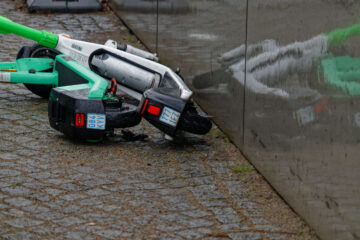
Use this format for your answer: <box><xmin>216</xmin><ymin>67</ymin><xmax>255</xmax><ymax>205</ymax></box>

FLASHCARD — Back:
<box><xmin>0</xmin><ymin>0</ymin><xmax>318</xmax><ymax>239</ymax></box>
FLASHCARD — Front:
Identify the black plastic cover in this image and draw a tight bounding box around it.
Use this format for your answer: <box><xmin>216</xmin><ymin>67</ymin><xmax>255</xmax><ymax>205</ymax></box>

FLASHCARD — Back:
<box><xmin>49</xmin><ymin>88</ymin><xmax>108</xmax><ymax>141</ymax></box>
<box><xmin>140</xmin><ymin>88</ymin><xmax>187</xmax><ymax>136</ymax></box>
<box><xmin>27</xmin><ymin>0</ymin><xmax>102</xmax><ymax>13</ymax></box>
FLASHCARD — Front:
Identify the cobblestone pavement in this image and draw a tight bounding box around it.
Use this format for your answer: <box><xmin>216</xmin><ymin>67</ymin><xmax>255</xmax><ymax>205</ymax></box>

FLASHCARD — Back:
<box><xmin>0</xmin><ymin>1</ymin><xmax>318</xmax><ymax>239</ymax></box>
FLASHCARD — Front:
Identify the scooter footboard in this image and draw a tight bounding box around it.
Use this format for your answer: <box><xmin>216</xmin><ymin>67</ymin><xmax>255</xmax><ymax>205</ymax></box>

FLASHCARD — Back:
<box><xmin>49</xmin><ymin>88</ymin><xmax>141</xmax><ymax>142</ymax></box>
<box><xmin>49</xmin><ymin>88</ymin><xmax>109</xmax><ymax>141</ymax></box>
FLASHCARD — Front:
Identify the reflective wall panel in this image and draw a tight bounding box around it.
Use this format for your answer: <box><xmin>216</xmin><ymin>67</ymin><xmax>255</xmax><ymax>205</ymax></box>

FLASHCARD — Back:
<box><xmin>110</xmin><ymin>0</ymin><xmax>158</xmax><ymax>50</ymax></box>
<box><xmin>110</xmin><ymin>1</ymin><xmax>360</xmax><ymax>239</ymax></box>
<box><xmin>244</xmin><ymin>1</ymin><xmax>360</xmax><ymax>239</ymax></box>
<box><xmin>156</xmin><ymin>0</ymin><xmax>247</xmax><ymax>146</ymax></box>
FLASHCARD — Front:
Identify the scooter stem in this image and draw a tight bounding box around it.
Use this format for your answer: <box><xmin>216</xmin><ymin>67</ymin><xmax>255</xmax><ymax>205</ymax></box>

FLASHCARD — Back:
<box><xmin>0</xmin><ymin>16</ymin><xmax>58</xmax><ymax>48</ymax></box>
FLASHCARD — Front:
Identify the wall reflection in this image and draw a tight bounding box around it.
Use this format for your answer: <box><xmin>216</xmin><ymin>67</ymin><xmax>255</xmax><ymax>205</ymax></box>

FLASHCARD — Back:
<box><xmin>110</xmin><ymin>0</ymin><xmax>159</xmax><ymax>50</ymax></box>
<box><xmin>245</xmin><ymin>1</ymin><xmax>360</xmax><ymax>239</ymax></box>
<box><xmin>111</xmin><ymin>0</ymin><xmax>360</xmax><ymax>239</ymax></box>
<box><xmin>155</xmin><ymin>0</ymin><xmax>247</xmax><ymax>145</ymax></box>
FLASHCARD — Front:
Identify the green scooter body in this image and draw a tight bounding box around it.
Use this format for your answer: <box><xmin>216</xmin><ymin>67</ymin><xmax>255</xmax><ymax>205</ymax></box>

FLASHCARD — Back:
<box><xmin>0</xmin><ymin>58</ymin><xmax>57</xmax><ymax>85</ymax></box>
<box><xmin>0</xmin><ymin>54</ymin><xmax>141</xmax><ymax>141</ymax></box>
<box><xmin>0</xmin><ymin>55</ymin><xmax>108</xmax><ymax>99</ymax></box>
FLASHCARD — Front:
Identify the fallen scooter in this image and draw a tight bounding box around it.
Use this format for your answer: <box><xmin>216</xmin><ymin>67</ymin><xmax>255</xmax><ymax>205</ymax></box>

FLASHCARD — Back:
<box><xmin>0</xmin><ymin>53</ymin><xmax>141</xmax><ymax>141</ymax></box>
<box><xmin>0</xmin><ymin>16</ymin><xmax>212</xmax><ymax>138</ymax></box>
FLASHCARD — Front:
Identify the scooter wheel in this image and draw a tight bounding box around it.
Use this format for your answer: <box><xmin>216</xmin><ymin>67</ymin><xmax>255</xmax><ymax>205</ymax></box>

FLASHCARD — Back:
<box><xmin>178</xmin><ymin>102</ymin><xmax>212</xmax><ymax>135</ymax></box>
<box><xmin>17</xmin><ymin>45</ymin><xmax>60</xmax><ymax>99</ymax></box>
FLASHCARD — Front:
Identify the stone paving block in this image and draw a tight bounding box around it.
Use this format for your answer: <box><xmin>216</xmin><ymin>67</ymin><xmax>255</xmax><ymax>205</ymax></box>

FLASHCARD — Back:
<box><xmin>251</xmin><ymin>218</ymin><xmax>269</xmax><ymax>225</ymax></box>
<box><xmin>264</xmin><ymin>233</ymin><xmax>288</xmax><ymax>240</ymax></box>
<box><xmin>176</xmin><ymin>228</ymin><xmax>212</xmax><ymax>239</ymax></box>
<box><xmin>53</xmin><ymin>216</ymin><xmax>86</xmax><ymax>227</ymax></box>
<box><xmin>218</xmin><ymin>223</ymin><xmax>250</xmax><ymax>232</ymax></box>
<box><xmin>34</xmin><ymin>212</ymin><xmax>64</xmax><ymax>221</ymax></box>
<box><xmin>0</xmin><ymin>154</ymin><xmax>20</xmax><ymax>160</ymax></box>
<box><xmin>216</xmin><ymin>214</ymin><xmax>242</xmax><ymax>224</ymax></box>
<box><xmin>42</xmin><ymin>188</ymin><xmax>64</xmax><ymax>196</ymax></box>
<box><xmin>187</xmin><ymin>219</ymin><xmax>215</xmax><ymax>228</ymax></box>
<box><xmin>66</xmin><ymin>232</ymin><xmax>95</xmax><ymax>240</ymax></box>
<box><xmin>78</xmin><ymin>198</ymin><xmax>103</xmax><ymax>206</ymax></box>
<box><xmin>162</xmin><ymin>195</ymin><xmax>190</xmax><ymax>204</ymax></box>
<box><xmin>86</xmin><ymin>188</ymin><xmax>110</xmax><ymax>196</ymax></box>
<box><xmin>255</xmin><ymin>225</ymin><xmax>280</xmax><ymax>231</ymax></box>
<box><xmin>182</xmin><ymin>210</ymin><xmax>212</xmax><ymax>218</ymax></box>
<box><xmin>4</xmin><ymin>209</ymin><xmax>25</xmax><ymax>217</ymax></box>
<box><xmin>132</xmin><ymin>214</ymin><xmax>153</xmax><ymax>226</ymax></box>
<box><xmin>188</xmin><ymin>176</ymin><xmax>215</xmax><ymax>186</ymax></box>
<box><xmin>60</xmin><ymin>194</ymin><xmax>87</xmax><ymax>201</ymax></box>
<box><xmin>228</xmin><ymin>232</ymin><xmax>262</xmax><ymax>240</ymax></box>
<box><xmin>23</xmin><ymin>182</ymin><xmax>47</xmax><ymax>190</ymax></box>
<box><xmin>200</xmin><ymin>200</ymin><xmax>229</xmax><ymax>207</ymax></box>
<box><xmin>156</xmin><ymin>188</ymin><xmax>187</xmax><ymax>196</ymax></box>
<box><xmin>58</xmin><ymin>183</ymin><xmax>84</xmax><ymax>191</ymax></box>
<box><xmin>0</xmin><ymin>203</ymin><xmax>9</xmax><ymax>209</ymax></box>
<box><xmin>27</xmin><ymin>193</ymin><xmax>51</xmax><ymax>202</ymax></box>
<box><xmin>93</xmin><ymin>230</ymin><xmax>124</xmax><ymax>239</ymax></box>
<box><xmin>167</xmin><ymin>202</ymin><xmax>197</xmax><ymax>211</ymax></box>
<box><xmin>103</xmin><ymin>184</ymin><xmax>134</xmax><ymax>192</ymax></box>
<box><xmin>0</xmin><ymin>169</ymin><xmax>21</xmax><ymax>177</ymax></box>
<box><xmin>3</xmin><ymin>176</ymin><xmax>34</xmax><ymax>184</ymax></box>
<box><xmin>22</xmin><ymin>205</ymin><xmax>50</xmax><ymax>214</ymax></box>
<box><xmin>157</xmin><ymin>234</ymin><xmax>183</xmax><ymax>240</ymax></box>
<box><xmin>62</xmin><ymin>205</ymin><xmax>82</xmax><ymax>214</ymax></box>
<box><xmin>5</xmin><ymin>218</ymin><xmax>43</xmax><ymax>228</ymax></box>
<box><xmin>4</xmin><ymin>197</ymin><xmax>32</xmax><ymax>207</ymax></box>
<box><xmin>2</xmin><ymin>232</ymin><xmax>36</xmax><ymax>240</ymax></box>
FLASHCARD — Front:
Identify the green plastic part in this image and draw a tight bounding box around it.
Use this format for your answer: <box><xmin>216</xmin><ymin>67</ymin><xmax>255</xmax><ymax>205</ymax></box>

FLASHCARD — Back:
<box><xmin>0</xmin><ymin>16</ymin><xmax>58</xmax><ymax>48</ymax></box>
<box><xmin>1</xmin><ymin>55</ymin><xmax>107</xmax><ymax>99</ymax></box>
<box><xmin>16</xmin><ymin>58</ymin><xmax>54</xmax><ymax>72</ymax></box>
<box><xmin>55</xmin><ymin>55</ymin><xmax>108</xmax><ymax>99</ymax></box>
<box><xmin>0</xmin><ymin>62</ymin><xmax>17</xmax><ymax>70</ymax></box>
<box><xmin>321</xmin><ymin>56</ymin><xmax>360</xmax><ymax>96</ymax></box>
<box><xmin>327</xmin><ymin>23</ymin><xmax>360</xmax><ymax>47</ymax></box>
<box><xmin>0</xmin><ymin>58</ymin><xmax>57</xmax><ymax>85</ymax></box>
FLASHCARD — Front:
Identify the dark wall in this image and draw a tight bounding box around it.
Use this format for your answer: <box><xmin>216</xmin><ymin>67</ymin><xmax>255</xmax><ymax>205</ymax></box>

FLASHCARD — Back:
<box><xmin>110</xmin><ymin>1</ymin><xmax>360</xmax><ymax>239</ymax></box>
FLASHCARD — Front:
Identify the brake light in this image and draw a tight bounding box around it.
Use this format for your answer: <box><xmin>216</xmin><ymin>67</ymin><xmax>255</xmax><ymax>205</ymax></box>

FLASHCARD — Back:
<box><xmin>148</xmin><ymin>105</ymin><xmax>161</xmax><ymax>116</ymax></box>
<box><xmin>141</xmin><ymin>99</ymin><xmax>149</xmax><ymax>115</ymax></box>
<box><xmin>75</xmin><ymin>113</ymin><xmax>85</xmax><ymax>127</ymax></box>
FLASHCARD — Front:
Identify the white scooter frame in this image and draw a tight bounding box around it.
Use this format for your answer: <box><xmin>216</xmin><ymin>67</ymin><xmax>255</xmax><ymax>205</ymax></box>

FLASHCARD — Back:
<box><xmin>55</xmin><ymin>34</ymin><xmax>193</xmax><ymax>101</ymax></box>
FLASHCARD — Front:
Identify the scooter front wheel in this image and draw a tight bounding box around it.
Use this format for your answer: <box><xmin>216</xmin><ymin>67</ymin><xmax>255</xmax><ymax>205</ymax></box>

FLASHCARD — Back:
<box><xmin>177</xmin><ymin>102</ymin><xmax>212</xmax><ymax>135</ymax></box>
<box><xmin>17</xmin><ymin>45</ymin><xmax>60</xmax><ymax>98</ymax></box>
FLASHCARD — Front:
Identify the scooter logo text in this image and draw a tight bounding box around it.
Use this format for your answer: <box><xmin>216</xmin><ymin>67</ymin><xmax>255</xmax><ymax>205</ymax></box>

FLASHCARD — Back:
<box><xmin>71</xmin><ymin>44</ymin><xmax>83</xmax><ymax>52</ymax></box>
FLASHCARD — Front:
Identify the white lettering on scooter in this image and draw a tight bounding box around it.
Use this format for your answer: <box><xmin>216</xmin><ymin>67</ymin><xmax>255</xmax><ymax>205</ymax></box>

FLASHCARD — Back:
<box><xmin>71</xmin><ymin>44</ymin><xmax>83</xmax><ymax>52</ymax></box>
<box><xmin>69</xmin><ymin>51</ymin><xmax>88</xmax><ymax>66</ymax></box>
<box><xmin>0</xmin><ymin>72</ymin><xmax>11</xmax><ymax>82</ymax></box>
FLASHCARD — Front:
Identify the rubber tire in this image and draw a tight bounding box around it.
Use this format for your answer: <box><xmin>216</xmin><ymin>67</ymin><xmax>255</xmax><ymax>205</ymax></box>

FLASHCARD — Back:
<box><xmin>16</xmin><ymin>45</ymin><xmax>60</xmax><ymax>99</ymax></box>
<box><xmin>178</xmin><ymin>102</ymin><xmax>212</xmax><ymax>135</ymax></box>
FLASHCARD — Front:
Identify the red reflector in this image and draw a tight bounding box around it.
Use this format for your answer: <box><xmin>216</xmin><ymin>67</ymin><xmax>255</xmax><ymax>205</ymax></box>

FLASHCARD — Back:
<box><xmin>141</xmin><ymin>99</ymin><xmax>149</xmax><ymax>115</ymax></box>
<box><xmin>148</xmin><ymin>105</ymin><xmax>161</xmax><ymax>116</ymax></box>
<box><xmin>75</xmin><ymin>113</ymin><xmax>85</xmax><ymax>127</ymax></box>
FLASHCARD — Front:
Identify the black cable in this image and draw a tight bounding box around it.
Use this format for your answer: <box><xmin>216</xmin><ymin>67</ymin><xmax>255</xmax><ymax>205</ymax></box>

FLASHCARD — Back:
<box><xmin>156</xmin><ymin>0</ymin><xmax>159</xmax><ymax>54</ymax></box>
<box><xmin>242</xmin><ymin>0</ymin><xmax>249</xmax><ymax>146</ymax></box>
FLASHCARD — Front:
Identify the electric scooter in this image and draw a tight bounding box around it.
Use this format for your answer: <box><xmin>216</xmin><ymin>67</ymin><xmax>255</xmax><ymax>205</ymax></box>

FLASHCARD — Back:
<box><xmin>0</xmin><ymin>16</ymin><xmax>212</xmax><ymax>137</ymax></box>
<box><xmin>0</xmin><ymin>53</ymin><xmax>141</xmax><ymax>141</ymax></box>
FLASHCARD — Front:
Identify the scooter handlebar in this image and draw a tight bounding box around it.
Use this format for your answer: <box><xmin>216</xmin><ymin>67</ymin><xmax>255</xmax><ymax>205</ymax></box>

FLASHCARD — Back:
<box><xmin>0</xmin><ymin>15</ymin><xmax>58</xmax><ymax>48</ymax></box>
